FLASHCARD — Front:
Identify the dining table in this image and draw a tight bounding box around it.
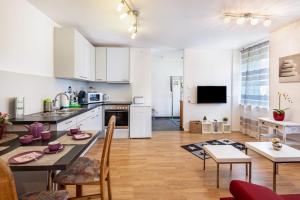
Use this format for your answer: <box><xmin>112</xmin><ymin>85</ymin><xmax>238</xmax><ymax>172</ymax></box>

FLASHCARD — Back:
<box><xmin>0</xmin><ymin>130</ymin><xmax>100</xmax><ymax>193</ymax></box>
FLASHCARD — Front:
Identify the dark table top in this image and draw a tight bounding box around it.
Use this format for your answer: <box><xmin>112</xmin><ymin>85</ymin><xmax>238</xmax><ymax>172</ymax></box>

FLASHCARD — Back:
<box><xmin>11</xmin><ymin>101</ymin><xmax>132</xmax><ymax>125</ymax></box>
<box><xmin>0</xmin><ymin>131</ymin><xmax>100</xmax><ymax>171</ymax></box>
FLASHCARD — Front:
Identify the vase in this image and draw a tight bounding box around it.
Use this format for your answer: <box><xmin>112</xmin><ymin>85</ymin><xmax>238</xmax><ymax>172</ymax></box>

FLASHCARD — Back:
<box><xmin>273</xmin><ymin>111</ymin><xmax>285</xmax><ymax>121</ymax></box>
<box><xmin>0</xmin><ymin>125</ymin><xmax>6</xmax><ymax>140</ymax></box>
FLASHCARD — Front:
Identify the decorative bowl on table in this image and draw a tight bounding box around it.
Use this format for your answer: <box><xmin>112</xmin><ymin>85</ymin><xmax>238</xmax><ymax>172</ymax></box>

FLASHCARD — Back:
<box><xmin>19</xmin><ymin>134</ymin><xmax>33</xmax><ymax>145</ymax></box>
<box><xmin>271</xmin><ymin>138</ymin><xmax>282</xmax><ymax>151</ymax></box>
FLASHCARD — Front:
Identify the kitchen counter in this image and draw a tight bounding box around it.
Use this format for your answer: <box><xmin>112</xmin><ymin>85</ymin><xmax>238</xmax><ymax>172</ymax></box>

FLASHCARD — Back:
<box><xmin>11</xmin><ymin>101</ymin><xmax>132</xmax><ymax>125</ymax></box>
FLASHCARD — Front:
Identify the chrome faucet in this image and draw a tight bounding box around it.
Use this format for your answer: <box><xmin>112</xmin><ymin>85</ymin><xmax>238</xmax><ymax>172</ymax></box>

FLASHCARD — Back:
<box><xmin>53</xmin><ymin>92</ymin><xmax>70</xmax><ymax>110</ymax></box>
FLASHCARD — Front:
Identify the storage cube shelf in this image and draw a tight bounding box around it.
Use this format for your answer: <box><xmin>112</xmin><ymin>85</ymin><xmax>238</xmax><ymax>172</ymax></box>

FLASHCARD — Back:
<box><xmin>200</xmin><ymin>121</ymin><xmax>231</xmax><ymax>134</ymax></box>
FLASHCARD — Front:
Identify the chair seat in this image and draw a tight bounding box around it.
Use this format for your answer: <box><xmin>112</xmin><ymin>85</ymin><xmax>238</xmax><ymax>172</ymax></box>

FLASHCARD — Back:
<box><xmin>54</xmin><ymin>157</ymin><xmax>100</xmax><ymax>185</ymax></box>
<box><xmin>22</xmin><ymin>190</ymin><xmax>68</xmax><ymax>200</ymax></box>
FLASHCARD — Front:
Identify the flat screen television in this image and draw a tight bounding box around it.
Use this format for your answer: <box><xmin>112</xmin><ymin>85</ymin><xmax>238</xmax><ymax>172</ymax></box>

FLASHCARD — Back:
<box><xmin>197</xmin><ymin>86</ymin><xmax>227</xmax><ymax>103</ymax></box>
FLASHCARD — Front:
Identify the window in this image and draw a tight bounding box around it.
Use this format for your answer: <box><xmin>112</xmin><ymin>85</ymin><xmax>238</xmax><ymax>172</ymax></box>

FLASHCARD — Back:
<box><xmin>240</xmin><ymin>41</ymin><xmax>269</xmax><ymax>107</ymax></box>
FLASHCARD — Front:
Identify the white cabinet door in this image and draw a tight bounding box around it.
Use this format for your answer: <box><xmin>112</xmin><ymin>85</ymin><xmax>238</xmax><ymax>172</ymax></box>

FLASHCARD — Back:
<box><xmin>74</xmin><ymin>31</ymin><xmax>85</xmax><ymax>79</ymax></box>
<box><xmin>95</xmin><ymin>47</ymin><xmax>107</xmax><ymax>82</ymax></box>
<box><xmin>90</xmin><ymin>45</ymin><xmax>96</xmax><ymax>81</ymax></box>
<box><xmin>130</xmin><ymin>106</ymin><xmax>152</xmax><ymax>138</ymax></box>
<box><xmin>107</xmin><ymin>48</ymin><xmax>130</xmax><ymax>83</ymax></box>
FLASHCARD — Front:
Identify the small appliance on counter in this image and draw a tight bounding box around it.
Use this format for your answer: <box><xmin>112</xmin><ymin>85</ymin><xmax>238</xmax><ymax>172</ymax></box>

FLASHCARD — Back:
<box><xmin>78</xmin><ymin>90</ymin><xmax>87</xmax><ymax>104</ymax></box>
<box><xmin>78</xmin><ymin>90</ymin><xmax>104</xmax><ymax>104</ymax></box>
<box><xmin>133</xmin><ymin>96</ymin><xmax>144</xmax><ymax>104</ymax></box>
<box><xmin>103</xmin><ymin>94</ymin><xmax>110</xmax><ymax>102</ymax></box>
<box><xmin>15</xmin><ymin>97</ymin><xmax>25</xmax><ymax>119</ymax></box>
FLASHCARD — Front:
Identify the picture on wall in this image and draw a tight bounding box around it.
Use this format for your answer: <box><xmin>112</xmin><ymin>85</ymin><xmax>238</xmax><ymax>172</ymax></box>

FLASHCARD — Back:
<box><xmin>279</xmin><ymin>53</ymin><xmax>300</xmax><ymax>83</ymax></box>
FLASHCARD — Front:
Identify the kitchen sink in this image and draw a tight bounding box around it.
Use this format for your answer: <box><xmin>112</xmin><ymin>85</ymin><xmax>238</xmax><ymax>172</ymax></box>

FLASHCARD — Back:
<box><xmin>28</xmin><ymin>108</ymin><xmax>83</xmax><ymax>118</ymax></box>
<box><xmin>55</xmin><ymin>108</ymin><xmax>84</xmax><ymax>114</ymax></box>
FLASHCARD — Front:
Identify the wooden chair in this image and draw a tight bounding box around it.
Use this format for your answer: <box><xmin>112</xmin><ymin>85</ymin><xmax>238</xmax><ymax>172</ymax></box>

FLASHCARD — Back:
<box><xmin>54</xmin><ymin>115</ymin><xmax>116</xmax><ymax>200</ymax></box>
<box><xmin>0</xmin><ymin>158</ymin><xmax>68</xmax><ymax>200</ymax></box>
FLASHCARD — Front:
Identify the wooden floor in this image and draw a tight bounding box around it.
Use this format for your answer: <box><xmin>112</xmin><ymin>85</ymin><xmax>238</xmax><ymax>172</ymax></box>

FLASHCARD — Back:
<box><xmin>68</xmin><ymin>132</ymin><xmax>300</xmax><ymax>199</ymax></box>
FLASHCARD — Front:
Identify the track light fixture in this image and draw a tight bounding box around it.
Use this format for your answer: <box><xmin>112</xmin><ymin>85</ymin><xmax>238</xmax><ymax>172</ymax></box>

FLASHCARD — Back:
<box><xmin>223</xmin><ymin>13</ymin><xmax>272</xmax><ymax>27</ymax></box>
<box><xmin>116</xmin><ymin>0</ymin><xmax>140</xmax><ymax>39</ymax></box>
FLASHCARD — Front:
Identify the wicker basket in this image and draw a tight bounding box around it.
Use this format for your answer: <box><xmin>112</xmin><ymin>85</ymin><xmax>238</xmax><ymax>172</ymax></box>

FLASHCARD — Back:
<box><xmin>189</xmin><ymin>121</ymin><xmax>202</xmax><ymax>133</ymax></box>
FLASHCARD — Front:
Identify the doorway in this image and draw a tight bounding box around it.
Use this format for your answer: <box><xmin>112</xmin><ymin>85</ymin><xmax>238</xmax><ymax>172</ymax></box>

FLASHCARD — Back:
<box><xmin>151</xmin><ymin>49</ymin><xmax>184</xmax><ymax>131</ymax></box>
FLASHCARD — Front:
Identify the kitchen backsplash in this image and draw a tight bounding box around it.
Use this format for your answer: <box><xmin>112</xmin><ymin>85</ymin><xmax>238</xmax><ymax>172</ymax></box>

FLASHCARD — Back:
<box><xmin>0</xmin><ymin>70</ymin><xmax>132</xmax><ymax>116</ymax></box>
<box><xmin>0</xmin><ymin>70</ymin><xmax>88</xmax><ymax>115</ymax></box>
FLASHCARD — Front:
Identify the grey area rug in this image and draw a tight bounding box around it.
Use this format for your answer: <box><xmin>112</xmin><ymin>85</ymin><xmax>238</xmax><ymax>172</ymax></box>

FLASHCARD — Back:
<box><xmin>181</xmin><ymin>139</ymin><xmax>246</xmax><ymax>160</ymax></box>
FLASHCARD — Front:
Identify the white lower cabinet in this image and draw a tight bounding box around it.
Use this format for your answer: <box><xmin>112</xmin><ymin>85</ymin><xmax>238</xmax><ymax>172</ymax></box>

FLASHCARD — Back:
<box><xmin>130</xmin><ymin>105</ymin><xmax>152</xmax><ymax>138</ymax></box>
<box><xmin>56</xmin><ymin>107</ymin><xmax>103</xmax><ymax>132</ymax></box>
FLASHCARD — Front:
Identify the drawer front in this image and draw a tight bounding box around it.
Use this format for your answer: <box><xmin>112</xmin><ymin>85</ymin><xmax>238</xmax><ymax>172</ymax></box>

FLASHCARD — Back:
<box><xmin>260</xmin><ymin>121</ymin><xmax>283</xmax><ymax>130</ymax></box>
<box><xmin>57</xmin><ymin>118</ymin><xmax>76</xmax><ymax>131</ymax></box>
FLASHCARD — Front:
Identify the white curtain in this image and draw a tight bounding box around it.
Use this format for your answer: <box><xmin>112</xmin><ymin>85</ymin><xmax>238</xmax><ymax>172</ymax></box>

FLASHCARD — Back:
<box><xmin>240</xmin><ymin>105</ymin><xmax>269</xmax><ymax>138</ymax></box>
<box><xmin>240</xmin><ymin>41</ymin><xmax>270</xmax><ymax>138</ymax></box>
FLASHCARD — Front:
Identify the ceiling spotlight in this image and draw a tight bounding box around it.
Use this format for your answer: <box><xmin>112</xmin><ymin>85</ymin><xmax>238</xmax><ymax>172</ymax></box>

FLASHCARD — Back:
<box><xmin>128</xmin><ymin>24</ymin><xmax>136</xmax><ymax>32</ymax></box>
<box><xmin>131</xmin><ymin>32</ymin><xmax>137</xmax><ymax>39</ymax></box>
<box><xmin>236</xmin><ymin>17</ymin><xmax>245</xmax><ymax>25</ymax></box>
<box><xmin>117</xmin><ymin>1</ymin><xmax>125</xmax><ymax>12</ymax></box>
<box><xmin>120</xmin><ymin>11</ymin><xmax>129</xmax><ymax>19</ymax></box>
<box><xmin>250</xmin><ymin>18</ymin><xmax>259</xmax><ymax>26</ymax></box>
<box><xmin>263</xmin><ymin>18</ymin><xmax>272</xmax><ymax>27</ymax></box>
<box><xmin>223</xmin><ymin>16</ymin><xmax>231</xmax><ymax>24</ymax></box>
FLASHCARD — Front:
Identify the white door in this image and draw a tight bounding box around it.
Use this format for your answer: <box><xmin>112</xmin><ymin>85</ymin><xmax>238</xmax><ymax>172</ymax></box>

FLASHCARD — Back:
<box><xmin>95</xmin><ymin>47</ymin><xmax>107</xmax><ymax>82</ymax></box>
<box><xmin>107</xmin><ymin>48</ymin><xmax>130</xmax><ymax>82</ymax></box>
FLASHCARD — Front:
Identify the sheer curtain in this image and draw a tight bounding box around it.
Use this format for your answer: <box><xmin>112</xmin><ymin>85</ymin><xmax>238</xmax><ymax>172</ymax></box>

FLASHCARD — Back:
<box><xmin>240</xmin><ymin>41</ymin><xmax>269</xmax><ymax>138</ymax></box>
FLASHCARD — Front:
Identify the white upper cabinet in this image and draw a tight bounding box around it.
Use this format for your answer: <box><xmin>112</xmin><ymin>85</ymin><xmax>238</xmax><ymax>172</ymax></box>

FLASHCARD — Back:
<box><xmin>106</xmin><ymin>47</ymin><xmax>131</xmax><ymax>83</ymax></box>
<box><xmin>54</xmin><ymin>27</ymin><xmax>95</xmax><ymax>81</ymax></box>
<box><xmin>95</xmin><ymin>47</ymin><xmax>107</xmax><ymax>82</ymax></box>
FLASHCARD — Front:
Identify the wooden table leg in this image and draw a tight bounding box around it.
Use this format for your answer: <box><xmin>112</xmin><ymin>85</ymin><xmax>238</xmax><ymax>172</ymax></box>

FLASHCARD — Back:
<box><xmin>249</xmin><ymin>162</ymin><xmax>252</xmax><ymax>183</ymax></box>
<box><xmin>217</xmin><ymin>163</ymin><xmax>220</xmax><ymax>188</ymax></box>
<box><xmin>246</xmin><ymin>163</ymin><xmax>248</xmax><ymax>176</ymax></box>
<box><xmin>273</xmin><ymin>162</ymin><xmax>277</xmax><ymax>191</ymax></box>
<box><xmin>230</xmin><ymin>163</ymin><xmax>232</xmax><ymax>171</ymax></box>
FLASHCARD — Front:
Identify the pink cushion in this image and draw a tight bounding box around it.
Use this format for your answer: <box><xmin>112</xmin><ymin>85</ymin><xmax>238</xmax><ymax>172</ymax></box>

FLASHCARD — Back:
<box><xmin>229</xmin><ymin>180</ymin><xmax>284</xmax><ymax>200</ymax></box>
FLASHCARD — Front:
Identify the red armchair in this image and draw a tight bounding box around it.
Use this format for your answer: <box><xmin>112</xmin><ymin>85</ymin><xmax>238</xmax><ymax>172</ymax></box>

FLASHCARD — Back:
<box><xmin>221</xmin><ymin>180</ymin><xmax>300</xmax><ymax>200</ymax></box>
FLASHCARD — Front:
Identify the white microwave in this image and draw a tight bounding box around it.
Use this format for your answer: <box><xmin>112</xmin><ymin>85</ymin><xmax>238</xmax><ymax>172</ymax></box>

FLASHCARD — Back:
<box><xmin>85</xmin><ymin>93</ymin><xmax>104</xmax><ymax>104</ymax></box>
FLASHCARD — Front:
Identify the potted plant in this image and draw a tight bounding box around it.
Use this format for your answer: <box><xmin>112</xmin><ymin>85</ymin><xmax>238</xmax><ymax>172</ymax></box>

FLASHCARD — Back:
<box><xmin>203</xmin><ymin>116</ymin><xmax>207</xmax><ymax>122</ymax></box>
<box><xmin>223</xmin><ymin>117</ymin><xmax>228</xmax><ymax>124</ymax></box>
<box><xmin>273</xmin><ymin>92</ymin><xmax>293</xmax><ymax>121</ymax></box>
<box><xmin>0</xmin><ymin>112</ymin><xmax>12</xmax><ymax>139</ymax></box>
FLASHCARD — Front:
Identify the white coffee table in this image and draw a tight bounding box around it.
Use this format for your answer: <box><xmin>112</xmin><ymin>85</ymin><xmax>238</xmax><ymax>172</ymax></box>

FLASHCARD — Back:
<box><xmin>203</xmin><ymin>145</ymin><xmax>252</xmax><ymax>188</ymax></box>
<box><xmin>245</xmin><ymin>142</ymin><xmax>300</xmax><ymax>191</ymax></box>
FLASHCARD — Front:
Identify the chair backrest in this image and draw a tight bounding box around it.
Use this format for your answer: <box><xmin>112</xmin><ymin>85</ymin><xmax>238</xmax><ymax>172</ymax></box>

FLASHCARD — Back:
<box><xmin>0</xmin><ymin>158</ymin><xmax>18</xmax><ymax>200</ymax></box>
<box><xmin>100</xmin><ymin>115</ymin><xmax>116</xmax><ymax>177</ymax></box>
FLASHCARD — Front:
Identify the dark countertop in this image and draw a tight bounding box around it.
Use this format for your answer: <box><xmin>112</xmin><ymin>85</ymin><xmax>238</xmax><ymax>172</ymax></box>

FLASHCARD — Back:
<box><xmin>11</xmin><ymin>101</ymin><xmax>132</xmax><ymax>125</ymax></box>
<box><xmin>0</xmin><ymin>131</ymin><xmax>100</xmax><ymax>171</ymax></box>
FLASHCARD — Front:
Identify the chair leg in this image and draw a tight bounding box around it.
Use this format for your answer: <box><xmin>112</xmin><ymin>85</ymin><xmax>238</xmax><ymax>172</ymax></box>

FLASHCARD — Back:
<box><xmin>107</xmin><ymin>172</ymin><xmax>112</xmax><ymax>200</ymax></box>
<box><xmin>100</xmin><ymin>180</ymin><xmax>105</xmax><ymax>200</ymax></box>
<box><xmin>76</xmin><ymin>185</ymin><xmax>83</xmax><ymax>197</ymax></box>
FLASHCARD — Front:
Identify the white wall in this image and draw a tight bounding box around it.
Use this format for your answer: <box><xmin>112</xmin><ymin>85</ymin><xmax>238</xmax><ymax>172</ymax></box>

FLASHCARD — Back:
<box><xmin>269</xmin><ymin>20</ymin><xmax>300</xmax><ymax>122</ymax></box>
<box><xmin>0</xmin><ymin>0</ymin><xmax>55</xmax><ymax>77</ymax></box>
<box><xmin>131</xmin><ymin>48</ymin><xmax>152</xmax><ymax>106</ymax></box>
<box><xmin>183</xmin><ymin>49</ymin><xmax>233</xmax><ymax>131</ymax></box>
<box><xmin>0</xmin><ymin>0</ymin><xmax>88</xmax><ymax>115</ymax></box>
<box><xmin>151</xmin><ymin>50</ymin><xmax>183</xmax><ymax>117</ymax></box>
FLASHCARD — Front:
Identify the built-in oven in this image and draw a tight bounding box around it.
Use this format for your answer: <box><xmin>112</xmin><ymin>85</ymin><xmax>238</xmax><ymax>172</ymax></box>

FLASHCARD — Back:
<box><xmin>104</xmin><ymin>105</ymin><xmax>129</xmax><ymax>129</ymax></box>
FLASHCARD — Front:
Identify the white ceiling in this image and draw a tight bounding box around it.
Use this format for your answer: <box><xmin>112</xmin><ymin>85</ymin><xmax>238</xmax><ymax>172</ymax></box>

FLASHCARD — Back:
<box><xmin>28</xmin><ymin>0</ymin><xmax>300</xmax><ymax>49</ymax></box>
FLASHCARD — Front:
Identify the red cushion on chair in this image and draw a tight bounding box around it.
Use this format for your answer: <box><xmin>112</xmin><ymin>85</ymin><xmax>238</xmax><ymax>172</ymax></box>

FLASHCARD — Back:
<box><xmin>281</xmin><ymin>194</ymin><xmax>300</xmax><ymax>200</ymax></box>
<box><xmin>229</xmin><ymin>180</ymin><xmax>284</xmax><ymax>200</ymax></box>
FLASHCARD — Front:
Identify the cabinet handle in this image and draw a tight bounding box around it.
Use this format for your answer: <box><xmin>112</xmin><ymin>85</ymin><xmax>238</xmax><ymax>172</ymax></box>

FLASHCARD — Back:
<box><xmin>65</xmin><ymin>120</ymin><xmax>73</xmax><ymax>125</ymax></box>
